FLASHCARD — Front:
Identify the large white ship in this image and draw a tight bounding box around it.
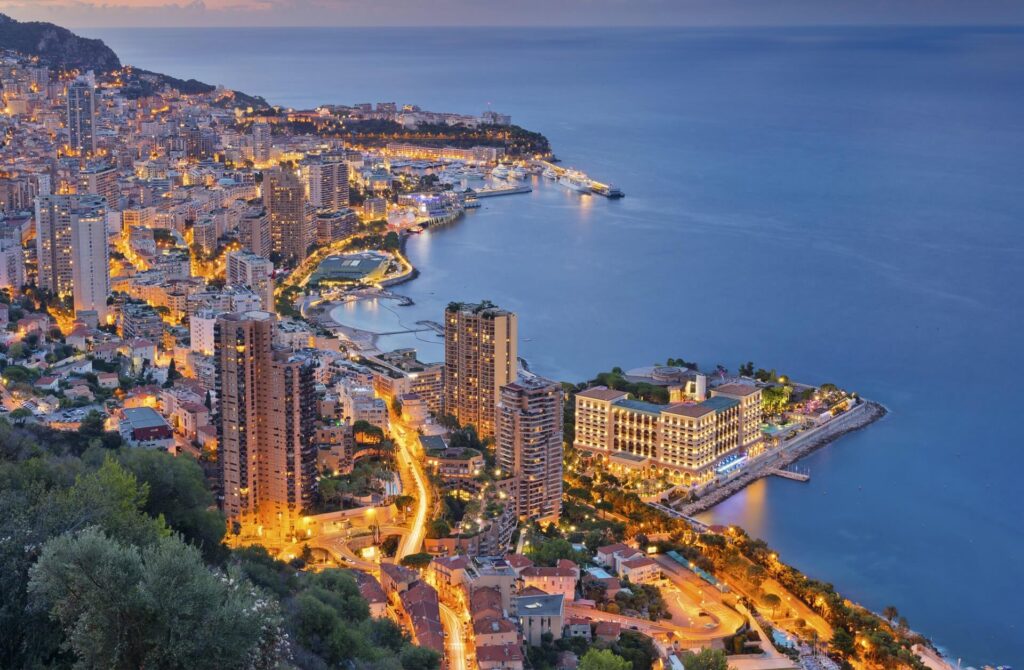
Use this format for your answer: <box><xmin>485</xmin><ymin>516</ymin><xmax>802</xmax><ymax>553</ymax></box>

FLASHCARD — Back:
<box><xmin>558</xmin><ymin>169</ymin><xmax>592</xmax><ymax>193</ymax></box>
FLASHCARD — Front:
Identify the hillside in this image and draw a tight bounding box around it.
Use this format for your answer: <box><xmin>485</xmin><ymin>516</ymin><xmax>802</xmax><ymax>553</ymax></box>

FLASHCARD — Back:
<box><xmin>0</xmin><ymin>13</ymin><xmax>120</xmax><ymax>71</ymax></box>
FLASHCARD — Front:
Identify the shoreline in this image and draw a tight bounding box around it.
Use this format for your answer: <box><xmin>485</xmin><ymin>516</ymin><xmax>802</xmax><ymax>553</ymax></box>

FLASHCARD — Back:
<box><xmin>679</xmin><ymin>399</ymin><xmax>889</xmax><ymax>516</ymax></box>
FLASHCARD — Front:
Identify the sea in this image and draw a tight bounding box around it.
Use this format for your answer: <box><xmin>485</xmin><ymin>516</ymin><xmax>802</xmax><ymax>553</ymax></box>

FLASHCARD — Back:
<box><xmin>84</xmin><ymin>26</ymin><xmax>1024</xmax><ymax>666</ymax></box>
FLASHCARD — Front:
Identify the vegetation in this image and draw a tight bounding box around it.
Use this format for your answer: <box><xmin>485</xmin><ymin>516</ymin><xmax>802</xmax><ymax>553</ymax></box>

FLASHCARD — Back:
<box><xmin>0</xmin><ymin>417</ymin><xmax>429</xmax><ymax>669</ymax></box>
<box><xmin>578</xmin><ymin>648</ymin><xmax>632</xmax><ymax>670</ymax></box>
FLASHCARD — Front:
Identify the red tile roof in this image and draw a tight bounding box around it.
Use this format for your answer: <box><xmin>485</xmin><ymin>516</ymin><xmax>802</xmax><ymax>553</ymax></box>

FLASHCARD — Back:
<box><xmin>476</xmin><ymin>643</ymin><xmax>524</xmax><ymax>663</ymax></box>
<box><xmin>576</xmin><ymin>386</ymin><xmax>629</xmax><ymax>401</ymax></box>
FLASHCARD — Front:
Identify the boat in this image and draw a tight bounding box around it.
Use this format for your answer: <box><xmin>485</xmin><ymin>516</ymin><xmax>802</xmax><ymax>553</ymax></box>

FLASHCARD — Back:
<box><xmin>408</xmin><ymin>225</ymin><xmax>424</xmax><ymax>233</ymax></box>
<box><xmin>509</xmin><ymin>166</ymin><xmax>528</xmax><ymax>180</ymax></box>
<box><xmin>542</xmin><ymin>167</ymin><xmax>557</xmax><ymax>180</ymax></box>
<box><xmin>558</xmin><ymin>170</ymin><xmax>592</xmax><ymax>194</ymax></box>
<box><xmin>490</xmin><ymin>164</ymin><xmax>509</xmax><ymax>180</ymax></box>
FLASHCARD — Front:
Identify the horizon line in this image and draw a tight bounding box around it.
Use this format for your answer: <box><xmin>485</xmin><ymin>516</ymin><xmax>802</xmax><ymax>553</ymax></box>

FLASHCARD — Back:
<box><xmin>76</xmin><ymin>22</ymin><xmax>1024</xmax><ymax>30</ymax></box>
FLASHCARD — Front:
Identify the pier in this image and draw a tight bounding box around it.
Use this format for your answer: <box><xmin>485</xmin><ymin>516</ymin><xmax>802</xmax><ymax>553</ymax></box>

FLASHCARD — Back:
<box><xmin>533</xmin><ymin>160</ymin><xmax>625</xmax><ymax>198</ymax></box>
<box><xmin>473</xmin><ymin>185</ymin><xmax>532</xmax><ymax>198</ymax></box>
<box><xmin>770</xmin><ymin>468</ymin><xmax>811</xmax><ymax>482</ymax></box>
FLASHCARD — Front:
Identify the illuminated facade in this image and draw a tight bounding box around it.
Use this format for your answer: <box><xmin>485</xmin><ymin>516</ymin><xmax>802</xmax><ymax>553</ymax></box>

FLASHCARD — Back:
<box><xmin>70</xmin><ymin>194</ymin><xmax>111</xmax><ymax>323</ymax></box>
<box><xmin>263</xmin><ymin>168</ymin><xmax>311</xmax><ymax>264</ymax></box>
<box><xmin>497</xmin><ymin>376</ymin><xmax>563</xmax><ymax>522</ymax></box>
<box><xmin>214</xmin><ymin>311</ymin><xmax>317</xmax><ymax>537</ymax></box>
<box><xmin>443</xmin><ymin>302</ymin><xmax>517</xmax><ymax>438</ymax></box>
<box><xmin>66</xmin><ymin>78</ymin><xmax>96</xmax><ymax>156</ymax></box>
<box><xmin>574</xmin><ymin>384</ymin><xmax>763</xmax><ymax>486</ymax></box>
<box><xmin>301</xmin><ymin>155</ymin><xmax>350</xmax><ymax>212</ymax></box>
<box><xmin>226</xmin><ymin>250</ymin><xmax>274</xmax><ymax>311</ymax></box>
<box><xmin>35</xmin><ymin>194</ymin><xmax>108</xmax><ymax>317</ymax></box>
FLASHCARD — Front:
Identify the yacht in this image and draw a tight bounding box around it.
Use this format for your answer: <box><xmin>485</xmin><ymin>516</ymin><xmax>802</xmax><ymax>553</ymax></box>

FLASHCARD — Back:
<box><xmin>542</xmin><ymin>167</ymin><xmax>557</xmax><ymax>180</ymax></box>
<box><xmin>509</xmin><ymin>166</ymin><xmax>528</xmax><ymax>180</ymax></box>
<box><xmin>490</xmin><ymin>164</ymin><xmax>510</xmax><ymax>180</ymax></box>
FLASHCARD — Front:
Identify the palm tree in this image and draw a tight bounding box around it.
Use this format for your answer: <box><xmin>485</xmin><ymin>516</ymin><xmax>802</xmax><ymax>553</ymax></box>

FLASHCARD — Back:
<box><xmin>882</xmin><ymin>605</ymin><xmax>899</xmax><ymax>623</ymax></box>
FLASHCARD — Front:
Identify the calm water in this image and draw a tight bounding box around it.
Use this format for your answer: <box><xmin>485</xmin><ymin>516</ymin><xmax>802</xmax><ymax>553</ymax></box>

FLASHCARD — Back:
<box><xmin>87</xmin><ymin>27</ymin><xmax>1024</xmax><ymax>665</ymax></box>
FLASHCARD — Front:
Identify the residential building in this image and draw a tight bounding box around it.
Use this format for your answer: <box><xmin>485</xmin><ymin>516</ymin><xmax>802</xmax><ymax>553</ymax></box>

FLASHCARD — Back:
<box><xmin>497</xmin><ymin>376</ymin><xmax>563</xmax><ymax>522</ymax></box>
<box><xmin>252</xmin><ymin>122</ymin><xmax>272</xmax><ymax>162</ymax></box>
<box><xmin>444</xmin><ymin>302</ymin><xmax>517</xmax><ymax>438</ymax></box>
<box><xmin>69</xmin><ymin>194</ymin><xmax>110</xmax><ymax>323</ymax></box>
<box><xmin>301</xmin><ymin>155</ymin><xmax>350</xmax><ymax>212</ymax></box>
<box><xmin>214</xmin><ymin>311</ymin><xmax>317</xmax><ymax>537</ymax></box>
<box><xmin>238</xmin><ymin>207</ymin><xmax>272</xmax><ymax>257</ymax></box>
<box><xmin>226</xmin><ymin>250</ymin><xmax>274</xmax><ymax>311</ymax></box>
<box><xmin>512</xmin><ymin>593</ymin><xmax>564</xmax><ymax>646</ymax></box>
<box><xmin>78</xmin><ymin>162</ymin><xmax>119</xmax><ymax>208</ymax></box>
<box><xmin>0</xmin><ymin>238</ymin><xmax>25</xmax><ymax>289</ymax></box>
<box><xmin>66</xmin><ymin>78</ymin><xmax>96</xmax><ymax>155</ymax></box>
<box><xmin>263</xmin><ymin>168</ymin><xmax>311</xmax><ymax>264</ymax></box>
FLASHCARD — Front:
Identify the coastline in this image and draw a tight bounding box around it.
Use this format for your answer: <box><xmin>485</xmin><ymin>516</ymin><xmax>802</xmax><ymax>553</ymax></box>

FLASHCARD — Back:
<box><xmin>680</xmin><ymin>399</ymin><xmax>889</xmax><ymax>516</ymax></box>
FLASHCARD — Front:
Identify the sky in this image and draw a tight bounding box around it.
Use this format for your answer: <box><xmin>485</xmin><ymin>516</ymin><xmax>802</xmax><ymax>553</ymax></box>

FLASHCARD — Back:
<box><xmin>2</xmin><ymin>0</ymin><xmax>1024</xmax><ymax>28</ymax></box>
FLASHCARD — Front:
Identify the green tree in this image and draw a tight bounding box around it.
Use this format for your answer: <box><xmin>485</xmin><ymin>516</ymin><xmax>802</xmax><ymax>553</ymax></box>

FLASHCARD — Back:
<box><xmin>399</xmin><ymin>552</ymin><xmax>434</xmax><ymax>570</ymax></box>
<box><xmin>679</xmin><ymin>648</ymin><xmax>728</xmax><ymax>670</ymax></box>
<box><xmin>117</xmin><ymin>449</ymin><xmax>227</xmax><ymax>561</ymax></box>
<box><xmin>28</xmin><ymin>527</ymin><xmax>285</xmax><ymax>670</ymax></box>
<box><xmin>761</xmin><ymin>592</ymin><xmax>783</xmax><ymax>617</ymax></box>
<box><xmin>579</xmin><ymin>648</ymin><xmax>631</xmax><ymax>670</ymax></box>
<box><xmin>882</xmin><ymin>605</ymin><xmax>899</xmax><ymax>623</ymax></box>
<box><xmin>400</xmin><ymin>645</ymin><xmax>441</xmax><ymax>670</ymax></box>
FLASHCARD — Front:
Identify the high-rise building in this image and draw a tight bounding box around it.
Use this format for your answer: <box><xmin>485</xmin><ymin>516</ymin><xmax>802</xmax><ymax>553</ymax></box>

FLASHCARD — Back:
<box><xmin>66</xmin><ymin>78</ymin><xmax>96</xmax><ymax>156</ymax></box>
<box><xmin>226</xmin><ymin>249</ymin><xmax>274</xmax><ymax>311</ymax></box>
<box><xmin>35</xmin><ymin>194</ymin><xmax>107</xmax><ymax>302</ymax></box>
<box><xmin>0</xmin><ymin>238</ymin><xmax>25</xmax><ymax>289</ymax></box>
<box><xmin>70</xmin><ymin>194</ymin><xmax>111</xmax><ymax>323</ymax></box>
<box><xmin>214</xmin><ymin>310</ymin><xmax>317</xmax><ymax>537</ymax></box>
<box><xmin>263</xmin><ymin>169</ymin><xmax>311</xmax><ymax>264</ymax></box>
<box><xmin>78</xmin><ymin>162</ymin><xmax>119</xmax><ymax>209</ymax></box>
<box><xmin>497</xmin><ymin>376</ymin><xmax>563</xmax><ymax>523</ymax></box>
<box><xmin>314</xmin><ymin>208</ymin><xmax>358</xmax><ymax>246</ymax></box>
<box><xmin>302</xmin><ymin>156</ymin><xmax>349</xmax><ymax>212</ymax></box>
<box><xmin>444</xmin><ymin>302</ymin><xmax>518</xmax><ymax>438</ymax></box>
<box><xmin>238</xmin><ymin>207</ymin><xmax>272</xmax><ymax>257</ymax></box>
<box><xmin>252</xmin><ymin>122</ymin><xmax>272</xmax><ymax>163</ymax></box>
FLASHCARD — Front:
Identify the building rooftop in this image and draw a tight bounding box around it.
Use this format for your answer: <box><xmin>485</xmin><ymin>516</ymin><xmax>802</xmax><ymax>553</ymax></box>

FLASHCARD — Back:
<box><xmin>513</xmin><ymin>593</ymin><xmax>564</xmax><ymax>618</ymax></box>
<box><xmin>576</xmin><ymin>386</ymin><xmax>629</xmax><ymax>402</ymax></box>
<box><xmin>701</xmin><ymin>396</ymin><xmax>741</xmax><ymax>413</ymax></box>
<box><xmin>121</xmin><ymin>406</ymin><xmax>169</xmax><ymax>430</ymax></box>
<box><xmin>713</xmin><ymin>382</ymin><xmax>760</xmax><ymax>397</ymax></box>
<box><xmin>614</xmin><ymin>398</ymin><xmax>663</xmax><ymax>415</ymax></box>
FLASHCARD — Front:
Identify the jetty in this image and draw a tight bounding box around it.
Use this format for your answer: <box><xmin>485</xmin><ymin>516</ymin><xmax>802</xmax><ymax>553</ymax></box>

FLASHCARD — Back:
<box><xmin>533</xmin><ymin>160</ymin><xmax>625</xmax><ymax>198</ymax></box>
<box><xmin>474</xmin><ymin>185</ymin><xmax>532</xmax><ymax>198</ymax></box>
<box><xmin>770</xmin><ymin>468</ymin><xmax>810</xmax><ymax>482</ymax></box>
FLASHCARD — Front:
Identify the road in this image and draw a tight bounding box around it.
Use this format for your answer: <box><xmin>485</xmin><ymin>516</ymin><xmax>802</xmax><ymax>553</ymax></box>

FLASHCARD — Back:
<box><xmin>440</xmin><ymin>602</ymin><xmax>469</xmax><ymax>670</ymax></box>
<box><xmin>393</xmin><ymin>415</ymin><xmax>430</xmax><ymax>560</ymax></box>
<box><xmin>653</xmin><ymin>555</ymin><xmax>747</xmax><ymax>638</ymax></box>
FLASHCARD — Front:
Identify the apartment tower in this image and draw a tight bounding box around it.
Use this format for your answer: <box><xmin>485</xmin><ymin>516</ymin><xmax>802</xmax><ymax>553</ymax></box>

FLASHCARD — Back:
<box><xmin>443</xmin><ymin>302</ymin><xmax>517</xmax><ymax>438</ymax></box>
<box><xmin>35</xmin><ymin>194</ymin><xmax>109</xmax><ymax>320</ymax></box>
<box><xmin>263</xmin><ymin>168</ymin><xmax>311</xmax><ymax>264</ymax></box>
<box><xmin>214</xmin><ymin>311</ymin><xmax>317</xmax><ymax>537</ymax></box>
<box><xmin>66</xmin><ymin>78</ymin><xmax>96</xmax><ymax>156</ymax></box>
<box><xmin>497</xmin><ymin>376</ymin><xmax>564</xmax><ymax>523</ymax></box>
<box><xmin>226</xmin><ymin>249</ymin><xmax>274</xmax><ymax>311</ymax></box>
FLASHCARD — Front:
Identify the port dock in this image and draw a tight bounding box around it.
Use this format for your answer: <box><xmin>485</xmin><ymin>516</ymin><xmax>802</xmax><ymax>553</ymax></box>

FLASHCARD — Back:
<box><xmin>533</xmin><ymin>160</ymin><xmax>624</xmax><ymax>198</ymax></box>
<box><xmin>770</xmin><ymin>468</ymin><xmax>811</xmax><ymax>482</ymax></box>
<box><xmin>473</xmin><ymin>185</ymin><xmax>532</xmax><ymax>198</ymax></box>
